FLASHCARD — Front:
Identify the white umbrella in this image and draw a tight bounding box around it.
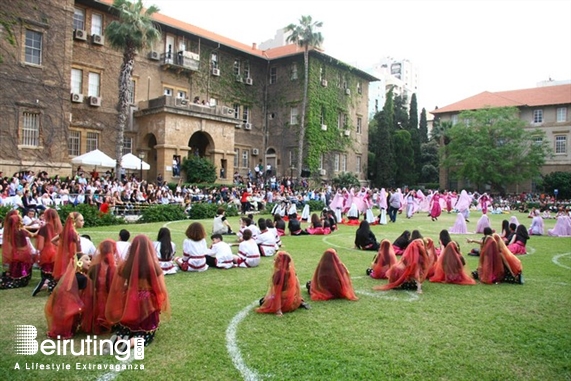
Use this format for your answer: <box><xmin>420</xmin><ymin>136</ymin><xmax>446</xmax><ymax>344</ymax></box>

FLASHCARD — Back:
<box><xmin>121</xmin><ymin>153</ymin><xmax>150</xmax><ymax>170</ymax></box>
<box><xmin>71</xmin><ymin>149</ymin><xmax>116</xmax><ymax>168</ymax></box>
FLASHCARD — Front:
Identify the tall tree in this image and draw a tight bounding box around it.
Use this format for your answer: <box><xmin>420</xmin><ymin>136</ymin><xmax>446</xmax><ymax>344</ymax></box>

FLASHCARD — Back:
<box><xmin>285</xmin><ymin>15</ymin><xmax>323</xmax><ymax>177</ymax></box>
<box><xmin>419</xmin><ymin>107</ymin><xmax>428</xmax><ymax>144</ymax></box>
<box><xmin>407</xmin><ymin>93</ymin><xmax>420</xmax><ymax>184</ymax></box>
<box><xmin>105</xmin><ymin>0</ymin><xmax>161</xmax><ymax>176</ymax></box>
<box><xmin>442</xmin><ymin>107</ymin><xmax>551</xmax><ymax>192</ymax></box>
<box><xmin>393</xmin><ymin>129</ymin><xmax>416</xmax><ymax>186</ymax></box>
<box><xmin>370</xmin><ymin>88</ymin><xmax>396</xmax><ymax>187</ymax></box>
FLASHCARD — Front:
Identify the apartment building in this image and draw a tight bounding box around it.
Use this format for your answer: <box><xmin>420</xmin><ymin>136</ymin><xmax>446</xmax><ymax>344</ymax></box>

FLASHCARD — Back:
<box><xmin>431</xmin><ymin>82</ymin><xmax>571</xmax><ymax>192</ymax></box>
<box><xmin>0</xmin><ymin>0</ymin><xmax>377</xmax><ymax>183</ymax></box>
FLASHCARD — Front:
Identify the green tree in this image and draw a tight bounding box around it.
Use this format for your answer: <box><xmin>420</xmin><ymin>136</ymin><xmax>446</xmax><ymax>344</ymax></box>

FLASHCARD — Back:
<box><xmin>105</xmin><ymin>0</ymin><xmax>161</xmax><ymax>175</ymax></box>
<box><xmin>420</xmin><ymin>140</ymin><xmax>440</xmax><ymax>183</ymax></box>
<box><xmin>541</xmin><ymin>171</ymin><xmax>571</xmax><ymax>199</ymax></box>
<box><xmin>285</xmin><ymin>15</ymin><xmax>323</xmax><ymax>177</ymax></box>
<box><xmin>331</xmin><ymin>172</ymin><xmax>360</xmax><ymax>189</ymax></box>
<box><xmin>181</xmin><ymin>156</ymin><xmax>217</xmax><ymax>183</ymax></box>
<box><xmin>393</xmin><ymin>129</ymin><xmax>416</xmax><ymax>186</ymax></box>
<box><xmin>419</xmin><ymin>107</ymin><xmax>428</xmax><ymax>144</ymax></box>
<box><xmin>370</xmin><ymin>88</ymin><xmax>396</xmax><ymax>187</ymax></box>
<box><xmin>442</xmin><ymin>107</ymin><xmax>551</xmax><ymax>192</ymax></box>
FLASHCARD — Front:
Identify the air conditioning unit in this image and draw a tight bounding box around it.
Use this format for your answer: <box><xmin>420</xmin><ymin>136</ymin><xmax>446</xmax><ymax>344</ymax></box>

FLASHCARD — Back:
<box><xmin>74</xmin><ymin>29</ymin><xmax>87</xmax><ymax>41</ymax></box>
<box><xmin>345</xmin><ymin>88</ymin><xmax>351</xmax><ymax>95</ymax></box>
<box><xmin>88</xmin><ymin>96</ymin><xmax>101</xmax><ymax>107</ymax></box>
<box><xmin>222</xmin><ymin>106</ymin><xmax>235</xmax><ymax>116</ymax></box>
<box><xmin>245</xmin><ymin>77</ymin><xmax>253</xmax><ymax>85</ymax></box>
<box><xmin>148</xmin><ymin>51</ymin><xmax>160</xmax><ymax>61</ymax></box>
<box><xmin>71</xmin><ymin>93</ymin><xmax>84</xmax><ymax>103</ymax></box>
<box><xmin>92</xmin><ymin>34</ymin><xmax>104</xmax><ymax>45</ymax></box>
<box><xmin>235</xmin><ymin>75</ymin><xmax>243</xmax><ymax>83</ymax></box>
<box><xmin>343</xmin><ymin>130</ymin><xmax>350</xmax><ymax>137</ymax></box>
<box><xmin>252</xmin><ymin>148</ymin><xmax>259</xmax><ymax>156</ymax></box>
<box><xmin>319</xmin><ymin>169</ymin><xmax>327</xmax><ymax>176</ymax></box>
<box><xmin>211</xmin><ymin>68</ymin><xmax>220</xmax><ymax>76</ymax></box>
<box><xmin>235</xmin><ymin>124</ymin><xmax>242</xmax><ymax>129</ymax></box>
<box><xmin>176</xmin><ymin>98</ymin><xmax>189</xmax><ymax>106</ymax></box>
<box><xmin>243</xmin><ymin>123</ymin><xmax>252</xmax><ymax>130</ymax></box>
<box><xmin>321</xmin><ymin>124</ymin><xmax>327</xmax><ymax>131</ymax></box>
<box><xmin>321</xmin><ymin>79</ymin><xmax>328</xmax><ymax>87</ymax></box>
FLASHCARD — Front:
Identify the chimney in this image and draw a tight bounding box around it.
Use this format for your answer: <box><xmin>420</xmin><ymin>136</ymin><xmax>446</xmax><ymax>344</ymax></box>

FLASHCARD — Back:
<box><xmin>252</xmin><ymin>43</ymin><xmax>257</xmax><ymax>50</ymax></box>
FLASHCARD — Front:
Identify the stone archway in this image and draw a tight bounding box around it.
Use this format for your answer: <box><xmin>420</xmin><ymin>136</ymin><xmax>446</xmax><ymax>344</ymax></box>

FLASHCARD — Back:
<box><xmin>188</xmin><ymin>131</ymin><xmax>212</xmax><ymax>159</ymax></box>
<box><xmin>140</xmin><ymin>133</ymin><xmax>158</xmax><ymax>182</ymax></box>
<box><xmin>265</xmin><ymin>147</ymin><xmax>277</xmax><ymax>176</ymax></box>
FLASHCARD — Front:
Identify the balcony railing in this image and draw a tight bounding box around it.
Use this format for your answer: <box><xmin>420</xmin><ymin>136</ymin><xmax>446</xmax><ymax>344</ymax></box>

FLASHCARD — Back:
<box><xmin>139</xmin><ymin>96</ymin><xmax>237</xmax><ymax>119</ymax></box>
<box><xmin>160</xmin><ymin>51</ymin><xmax>200</xmax><ymax>72</ymax></box>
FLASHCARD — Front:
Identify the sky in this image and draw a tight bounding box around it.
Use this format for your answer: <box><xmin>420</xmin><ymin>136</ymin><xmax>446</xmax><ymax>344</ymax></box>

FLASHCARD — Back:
<box><xmin>144</xmin><ymin>0</ymin><xmax>571</xmax><ymax>114</ymax></box>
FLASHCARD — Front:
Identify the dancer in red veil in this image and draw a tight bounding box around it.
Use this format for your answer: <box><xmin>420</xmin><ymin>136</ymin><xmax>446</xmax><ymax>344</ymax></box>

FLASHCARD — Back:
<box><xmin>32</xmin><ymin>208</ymin><xmax>62</xmax><ymax>296</ymax></box>
<box><xmin>1</xmin><ymin>212</ymin><xmax>35</xmax><ymax>289</ymax></box>
<box><xmin>83</xmin><ymin>239</ymin><xmax>117</xmax><ymax>334</ymax></box>
<box><xmin>106</xmin><ymin>235</ymin><xmax>170</xmax><ymax>347</ymax></box>
<box><xmin>257</xmin><ymin>251</ymin><xmax>309</xmax><ymax>316</ymax></box>
<box><xmin>52</xmin><ymin>212</ymin><xmax>84</xmax><ymax>281</ymax></box>
<box><xmin>307</xmin><ymin>248</ymin><xmax>358</xmax><ymax>301</ymax></box>
<box><xmin>429</xmin><ymin>241</ymin><xmax>475</xmax><ymax>285</ymax></box>
<box><xmin>367</xmin><ymin>239</ymin><xmax>397</xmax><ymax>279</ymax></box>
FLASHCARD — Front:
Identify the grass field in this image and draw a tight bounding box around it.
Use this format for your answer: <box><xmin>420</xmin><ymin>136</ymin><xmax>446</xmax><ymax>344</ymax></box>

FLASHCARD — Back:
<box><xmin>1</xmin><ymin>210</ymin><xmax>570</xmax><ymax>381</ymax></box>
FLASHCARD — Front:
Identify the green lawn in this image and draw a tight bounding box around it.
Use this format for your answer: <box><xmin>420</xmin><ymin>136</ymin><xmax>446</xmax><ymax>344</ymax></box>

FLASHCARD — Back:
<box><xmin>1</xmin><ymin>210</ymin><xmax>570</xmax><ymax>381</ymax></box>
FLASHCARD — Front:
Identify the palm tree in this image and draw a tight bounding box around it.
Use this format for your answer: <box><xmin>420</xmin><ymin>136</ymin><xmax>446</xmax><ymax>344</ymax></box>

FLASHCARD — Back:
<box><xmin>105</xmin><ymin>0</ymin><xmax>161</xmax><ymax>177</ymax></box>
<box><xmin>285</xmin><ymin>15</ymin><xmax>323</xmax><ymax>178</ymax></box>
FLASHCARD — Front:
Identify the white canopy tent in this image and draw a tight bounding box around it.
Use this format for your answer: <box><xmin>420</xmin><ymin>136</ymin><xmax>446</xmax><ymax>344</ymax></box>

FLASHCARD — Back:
<box><xmin>121</xmin><ymin>153</ymin><xmax>150</xmax><ymax>170</ymax></box>
<box><xmin>71</xmin><ymin>149</ymin><xmax>116</xmax><ymax>168</ymax></box>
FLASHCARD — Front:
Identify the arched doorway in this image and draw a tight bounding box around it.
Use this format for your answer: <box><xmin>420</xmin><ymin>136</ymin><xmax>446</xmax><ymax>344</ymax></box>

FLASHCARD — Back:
<box><xmin>188</xmin><ymin>132</ymin><xmax>211</xmax><ymax>158</ymax></box>
<box><xmin>265</xmin><ymin>147</ymin><xmax>277</xmax><ymax>176</ymax></box>
<box><xmin>140</xmin><ymin>133</ymin><xmax>158</xmax><ymax>182</ymax></box>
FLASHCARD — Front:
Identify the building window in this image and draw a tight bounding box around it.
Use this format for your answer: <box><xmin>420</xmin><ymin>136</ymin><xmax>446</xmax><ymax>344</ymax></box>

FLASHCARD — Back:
<box><xmin>334</xmin><ymin>154</ymin><xmax>340</xmax><ymax>172</ymax></box>
<box><xmin>289</xmin><ymin>150</ymin><xmax>297</xmax><ymax>167</ymax></box>
<box><xmin>356</xmin><ymin>156</ymin><xmax>361</xmax><ymax>173</ymax></box>
<box><xmin>243</xmin><ymin>61</ymin><xmax>250</xmax><ymax>79</ymax></box>
<box><xmin>451</xmin><ymin>114</ymin><xmax>458</xmax><ymax>125</ymax></box>
<box><xmin>73</xmin><ymin>8</ymin><xmax>85</xmax><ymax>30</ymax></box>
<box><xmin>557</xmin><ymin>107</ymin><xmax>567</xmax><ymax>123</ymax></box>
<box><xmin>533</xmin><ymin>136</ymin><xmax>543</xmax><ymax>145</ymax></box>
<box><xmin>356</xmin><ymin>117</ymin><xmax>362</xmax><ymax>134</ymax></box>
<box><xmin>357</xmin><ymin>82</ymin><xmax>362</xmax><ymax>94</ymax></box>
<box><xmin>343</xmin><ymin>114</ymin><xmax>348</xmax><ymax>129</ymax></box>
<box><xmin>242</xmin><ymin>106</ymin><xmax>250</xmax><ymax>124</ymax></box>
<box><xmin>319</xmin><ymin>67</ymin><xmax>324</xmax><ymax>81</ymax></box>
<box><xmin>234</xmin><ymin>148</ymin><xmax>239</xmax><ymax>168</ymax></box>
<box><xmin>128</xmin><ymin>80</ymin><xmax>136</xmax><ymax>104</ymax></box>
<box><xmin>242</xmin><ymin>149</ymin><xmax>249</xmax><ymax>168</ymax></box>
<box><xmin>337</xmin><ymin>73</ymin><xmax>342</xmax><ymax>88</ymax></box>
<box><xmin>270</xmin><ymin>67</ymin><xmax>277</xmax><ymax>84</ymax></box>
<box><xmin>21</xmin><ymin>112</ymin><xmax>40</xmax><ymax>146</ymax></box>
<box><xmin>164</xmin><ymin>87</ymin><xmax>173</xmax><ymax>96</ymax></box>
<box><xmin>290</xmin><ymin>107</ymin><xmax>298</xmax><ymax>125</ymax></box>
<box><xmin>91</xmin><ymin>13</ymin><xmax>103</xmax><ymax>35</ymax></box>
<box><xmin>86</xmin><ymin>132</ymin><xmax>99</xmax><ymax>152</ymax></box>
<box><xmin>341</xmin><ymin>154</ymin><xmax>347</xmax><ymax>172</ymax></box>
<box><xmin>555</xmin><ymin>136</ymin><xmax>567</xmax><ymax>154</ymax></box>
<box><xmin>123</xmin><ymin>137</ymin><xmax>132</xmax><ymax>155</ymax></box>
<box><xmin>176</xmin><ymin>90</ymin><xmax>187</xmax><ymax>99</ymax></box>
<box><xmin>233</xmin><ymin>59</ymin><xmax>241</xmax><ymax>76</ymax></box>
<box><xmin>88</xmin><ymin>72</ymin><xmax>100</xmax><ymax>97</ymax></box>
<box><xmin>211</xmin><ymin>52</ymin><xmax>218</xmax><ymax>69</ymax></box>
<box><xmin>68</xmin><ymin>130</ymin><xmax>81</xmax><ymax>156</ymax></box>
<box><xmin>233</xmin><ymin>103</ymin><xmax>240</xmax><ymax>119</ymax></box>
<box><xmin>533</xmin><ymin>109</ymin><xmax>543</xmax><ymax>124</ymax></box>
<box><xmin>71</xmin><ymin>69</ymin><xmax>83</xmax><ymax>94</ymax></box>
<box><xmin>25</xmin><ymin>30</ymin><xmax>42</xmax><ymax>65</ymax></box>
<box><xmin>338</xmin><ymin>113</ymin><xmax>342</xmax><ymax>129</ymax></box>
<box><xmin>291</xmin><ymin>64</ymin><xmax>298</xmax><ymax>80</ymax></box>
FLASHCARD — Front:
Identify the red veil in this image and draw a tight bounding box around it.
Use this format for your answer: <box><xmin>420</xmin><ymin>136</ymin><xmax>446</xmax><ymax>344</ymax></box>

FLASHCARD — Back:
<box><xmin>105</xmin><ymin>235</ymin><xmax>170</xmax><ymax>331</ymax></box>
<box><xmin>45</xmin><ymin>260</ymin><xmax>84</xmax><ymax>339</ymax></box>
<box><xmin>375</xmin><ymin>239</ymin><xmax>429</xmax><ymax>291</ymax></box>
<box><xmin>423</xmin><ymin>238</ymin><xmax>437</xmax><ymax>281</ymax></box>
<box><xmin>370</xmin><ymin>239</ymin><xmax>397</xmax><ymax>279</ymax></box>
<box><xmin>2</xmin><ymin>214</ymin><xmax>33</xmax><ymax>279</ymax></box>
<box><xmin>53</xmin><ymin>213</ymin><xmax>81</xmax><ymax>281</ymax></box>
<box><xmin>310</xmin><ymin>249</ymin><xmax>358</xmax><ymax>301</ymax></box>
<box><xmin>477</xmin><ymin>236</ymin><xmax>505</xmax><ymax>284</ymax></box>
<box><xmin>494</xmin><ymin>234</ymin><xmax>522</xmax><ymax>278</ymax></box>
<box><xmin>429</xmin><ymin>241</ymin><xmax>476</xmax><ymax>285</ymax></box>
<box><xmin>83</xmin><ymin>239</ymin><xmax>117</xmax><ymax>334</ymax></box>
<box><xmin>38</xmin><ymin>208</ymin><xmax>63</xmax><ymax>270</ymax></box>
<box><xmin>257</xmin><ymin>251</ymin><xmax>303</xmax><ymax>314</ymax></box>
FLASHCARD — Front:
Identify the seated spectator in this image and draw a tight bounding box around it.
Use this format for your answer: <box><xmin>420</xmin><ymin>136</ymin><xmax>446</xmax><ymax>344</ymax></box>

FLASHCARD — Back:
<box><xmin>367</xmin><ymin>239</ymin><xmax>397</xmax><ymax>279</ymax></box>
<box><xmin>429</xmin><ymin>241</ymin><xmax>475</xmax><ymax>285</ymax></box>
<box><xmin>392</xmin><ymin>230</ymin><xmax>411</xmax><ymax>256</ymax></box>
<box><xmin>115</xmin><ymin>229</ymin><xmax>131</xmax><ymax>263</ymax></box>
<box><xmin>205</xmin><ymin>234</ymin><xmax>234</xmax><ymax>269</ymax></box>
<box><xmin>212</xmin><ymin>207</ymin><xmax>234</xmax><ymax>235</ymax></box>
<box><xmin>255</xmin><ymin>219</ymin><xmax>278</xmax><ymax>257</ymax></box>
<box><xmin>233</xmin><ymin>229</ymin><xmax>260</xmax><ymax>268</ymax></box>
<box><xmin>176</xmin><ymin>222</ymin><xmax>208</xmax><ymax>272</ymax></box>
<box><xmin>288</xmin><ymin>215</ymin><xmax>309</xmax><ymax>236</ymax></box>
<box><xmin>528</xmin><ymin>210</ymin><xmax>544</xmax><ymax>235</ymax></box>
<box><xmin>507</xmin><ymin>224</ymin><xmax>529</xmax><ymax>255</ymax></box>
<box><xmin>354</xmin><ymin>220</ymin><xmax>379</xmax><ymax>251</ymax></box>
<box><xmin>153</xmin><ymin>227</ymin><xmax>177</xmax><ymax>275</ymax></box>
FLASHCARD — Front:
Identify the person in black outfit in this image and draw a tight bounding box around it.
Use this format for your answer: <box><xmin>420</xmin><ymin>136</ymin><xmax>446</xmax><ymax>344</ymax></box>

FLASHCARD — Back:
<box><xmin>354</xmin><ymin>220</ymin><xmax>380</xmax><ymax>251</ymax></box>
<box><xmin>288</xmin><ymin>215</ymin><xmax>309</xmax><ymax>236</ymax></box>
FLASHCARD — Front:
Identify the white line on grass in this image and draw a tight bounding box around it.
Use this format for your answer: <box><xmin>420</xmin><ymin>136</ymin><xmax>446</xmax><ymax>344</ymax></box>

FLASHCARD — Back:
<box><xmin>552</xmin><ymin>252</ymin><xmax>571</xmax><ymax>270</ymax></box>
<box><xmin>322</xmin><ymin>234</ymin><xmax>361</xmax><ymax>251</ymax></box>
<box><xmin>356</xmin><ymin>289</ymin><xmax>419</xmax><ymax>302</ymax></box>
<box><xmin>226</xmin><ymin>301</ymin><xmax>260</xmax><ymax>381</ymax></box>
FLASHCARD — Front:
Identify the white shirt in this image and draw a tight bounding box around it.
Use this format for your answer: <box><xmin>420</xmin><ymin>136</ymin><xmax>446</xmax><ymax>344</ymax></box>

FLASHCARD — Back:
<box><xmin>182</xmin><ymin>238</ymin><xmax>209</xmax><ymax>271</ymax></box>
<box><xmin>255</xmin><ymin>229</ymin><xmax>278</xmax><ymax>256</ymax></box>
<box><xmin>115</xmin><ymin>241</ymin><xmax>131</xmax><ymax>262</ymax></box>
<box><xmin>236</xmin><ymin>239</ymin><xmax>261</xmax><ymax>268</ymax></box>
<box><xmin>206</xmin><ymin>241</ymin><xmax>234</xmax><ymax>269</ymax></box>
<box><xmin>80</xmin><ymin>237</ymin><xmax>97</xmax><ymax>257</ymax></box>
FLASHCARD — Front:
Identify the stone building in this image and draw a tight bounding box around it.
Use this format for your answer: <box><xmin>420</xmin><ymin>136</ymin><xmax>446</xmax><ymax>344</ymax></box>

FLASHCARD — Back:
<box><xmin>0</xmin><ymin>0</ymin><xmax>377</xmax><ymax>184</ymax></box>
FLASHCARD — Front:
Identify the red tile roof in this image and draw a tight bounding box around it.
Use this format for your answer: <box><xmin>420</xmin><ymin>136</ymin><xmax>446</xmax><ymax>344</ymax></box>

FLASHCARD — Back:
<box><xmin>432</xmin><ymin>84</ymin><xmax>571</xmax><ymax>115</ymax></box>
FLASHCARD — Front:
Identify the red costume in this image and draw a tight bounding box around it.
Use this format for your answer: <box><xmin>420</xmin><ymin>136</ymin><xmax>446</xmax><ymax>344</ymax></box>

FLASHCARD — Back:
<box><xmin>430</xmin><ymin>242</ymin><xmax>476</xmax><ymax>285</ymax></box>
<box><xmin>369</xmin><ymin>239</ymin><xmax>397</xmax><ymax>279</ymax></box>
<box><xmin>309</xmin><ymin>249</ymin><xmax>358</xmax><ymax>301</ymax></box>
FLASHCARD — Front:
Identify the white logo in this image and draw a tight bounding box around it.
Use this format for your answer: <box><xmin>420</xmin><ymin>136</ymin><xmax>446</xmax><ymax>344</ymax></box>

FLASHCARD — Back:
<box><xmin>15</xmin><ymin>325</ymin><xmax>144</xmax><ymax>361</ymax></box>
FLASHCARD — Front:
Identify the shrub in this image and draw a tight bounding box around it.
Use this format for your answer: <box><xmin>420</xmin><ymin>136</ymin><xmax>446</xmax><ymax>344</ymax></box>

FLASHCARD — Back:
<box><xmin>140</xmin><ymin>204</ymin><xmax>187</xmax><ymax>223</ymax></box>
<box><xmin>0</xmin><ymin>205</ymin><xmax>13</xmax><ymax>223</ymax></box>
<box><xmin>541</xmin><ymin>171</ymin><xmax>571</xmax><ymax>199</ymax></box>
<box><xmin>181</xmin><ymin>156</ymin><xmax>217</xmax><ymax>184</ymax></box>
<box><xmin>331</xmin><ymin>172</ymin><xmax>361</xmax><ymax>189</ymax></box>
<box><xmin>307</xmin><ymin>200</ymin><xmax>326</xmax><ymax>211</ymax></box>
<box><xmin>187</xmin><ymin>203</ymin><xmax>219</xmax><ymax>220</ymax></box>
<box><xmin>57</xmin><ymin>204</ymin><xmax>124</xmax><ymax>227</ymax></box>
